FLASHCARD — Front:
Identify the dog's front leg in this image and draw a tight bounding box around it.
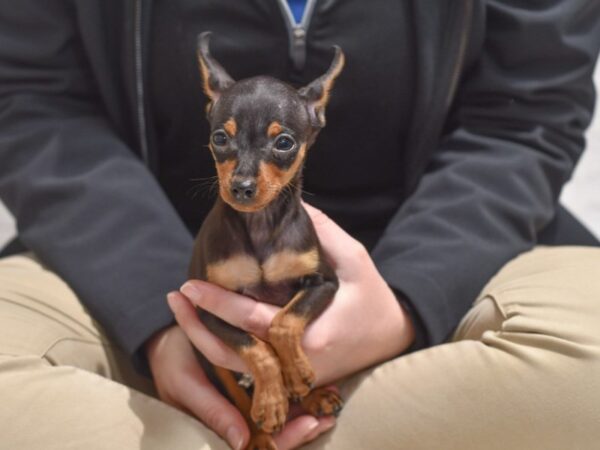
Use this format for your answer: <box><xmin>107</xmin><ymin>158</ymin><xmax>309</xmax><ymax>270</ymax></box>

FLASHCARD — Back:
<box><xmin>268</xmin><ymin>275</ymin><xmax>342</xmax><ymax>417</ymax></box>
<box><xmin>198</xmin><ymin>309</ymin><xmax>288</xmax><ymax>434</ymax></box>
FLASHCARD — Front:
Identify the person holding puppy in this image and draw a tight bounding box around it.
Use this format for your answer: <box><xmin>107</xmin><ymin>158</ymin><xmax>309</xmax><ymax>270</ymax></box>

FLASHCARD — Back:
<box><xmin>0</xmin><ymin>1</ymin><xmax>599</xmax><ymax>449</ymax></box>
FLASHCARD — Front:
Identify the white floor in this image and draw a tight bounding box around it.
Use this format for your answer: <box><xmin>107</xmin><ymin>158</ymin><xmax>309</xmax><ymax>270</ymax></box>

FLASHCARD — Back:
<box><xmin>561</xmin><ymin>65</ymin><xmax>600</xmax><ymax>238</ymax></box>
<box><xmin>0</xmin><ymin>201</ymin><xmax>12</xmax><ymax>248</ymax></box>
<box><xmin>1</xmin><ymin>66</ymin><xmax>599</xmax><ymax>248</ymax></box>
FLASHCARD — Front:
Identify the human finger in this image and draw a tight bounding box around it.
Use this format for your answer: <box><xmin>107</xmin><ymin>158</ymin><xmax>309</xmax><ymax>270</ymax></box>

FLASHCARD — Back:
<box><xmin>167</xmin><ymin>291</ymin><xmax>246</xmax><ymax>372</ymax></box>
<box><xmin>180</xmin><ymin>280</ymin><xmax>279</xmax><ymax>340</ymax></box>
<box><xmin>147</xmin><ymin>324</ymin><xmax>250</xmax><ymax>450</ymax></box>
<box><xmin>302</xmin><ymin>202</ymin><xmax>371</xmax><ymax>278</ymax></box>
<box><xmin>274</xmin><ymin>414</ymin><xmax>336</xmax><ymax>450</ymax></box>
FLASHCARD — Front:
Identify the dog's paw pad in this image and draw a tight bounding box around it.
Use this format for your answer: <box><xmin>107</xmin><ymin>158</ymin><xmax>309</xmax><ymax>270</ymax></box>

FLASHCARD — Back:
<box><xmin>301</xmin><ymin>387</ymin><xmax>344</xmax><ymax>417</ymax></box>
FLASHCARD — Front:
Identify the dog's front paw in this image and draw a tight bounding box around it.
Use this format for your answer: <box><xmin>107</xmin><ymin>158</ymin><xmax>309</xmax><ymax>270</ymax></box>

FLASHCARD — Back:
<box><xmin>246</xmin><ymin>431</ymin><xmax>278</xmax><ymax>450</ymax></box>
<box><xmin>301</xmin><ymin>387</ymin><xmax>344</xmax><ymax>417</ymax></box>
<box><xmin>251</xmin><ymin>383</ymin><xmax>289</xmax><ymax>434</ymax></box>
<box><xmin>281</xmin><ymin>357</ymin><xmax>315</xmax><ymax>400</ymax></box>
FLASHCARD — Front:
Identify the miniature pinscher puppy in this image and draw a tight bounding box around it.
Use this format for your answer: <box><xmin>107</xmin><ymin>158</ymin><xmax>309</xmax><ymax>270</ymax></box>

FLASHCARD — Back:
<box><xmin>188</xmin><ymin>32</ymin><xmax>345</xmax><ymax>449</ymax></box>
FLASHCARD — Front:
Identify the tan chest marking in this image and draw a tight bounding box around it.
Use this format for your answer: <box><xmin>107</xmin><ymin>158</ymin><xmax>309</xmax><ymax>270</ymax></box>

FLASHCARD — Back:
<box><xmin>206</xmin><ymin>248</ymin><xmax>320</xmax><ymax>291</ymax></box>
<box><xmin>206</xmin><ymin>254</ymin><xmax>262</xmax><ymax>291</ymax></box>
<box><xmin>262</xmin><ymin>248</ymin><xmax>319</xmax><ymax>284</ymax></box>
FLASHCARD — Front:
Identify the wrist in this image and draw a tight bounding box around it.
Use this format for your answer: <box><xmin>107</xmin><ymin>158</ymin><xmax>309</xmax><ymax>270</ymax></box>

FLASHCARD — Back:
<box><xmin>398</xmin><ymin>298</ymin><xmax>416</xmax><ymax>349</ymax></box>
<box><xmin>145</xmin><ymin>324</ymin><xmax>177</xmax><ymax>368</ymax></box>
<box><xmin>394</xmin><ymin>291</ymin><xmax>428</xmax><ymax>352</ymax></box>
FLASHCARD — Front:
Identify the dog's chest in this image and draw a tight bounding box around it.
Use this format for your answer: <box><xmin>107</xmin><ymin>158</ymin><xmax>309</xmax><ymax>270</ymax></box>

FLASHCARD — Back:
<box><xmin>205</xmin><ymin>248</ymin><xmax>318</xmax><ymax>306</ymax></box>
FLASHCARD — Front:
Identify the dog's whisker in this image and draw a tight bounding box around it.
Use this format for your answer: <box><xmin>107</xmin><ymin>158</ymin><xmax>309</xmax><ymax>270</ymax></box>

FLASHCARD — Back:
<box><xmin>189</xmin><ymin>175</ymin><xmax>219</xmax><ymax>182</ymax></box>
<box><xmin>187</xmin><ymin>178</ymin><xmax>220</xmax><ymax>199</ymax></box>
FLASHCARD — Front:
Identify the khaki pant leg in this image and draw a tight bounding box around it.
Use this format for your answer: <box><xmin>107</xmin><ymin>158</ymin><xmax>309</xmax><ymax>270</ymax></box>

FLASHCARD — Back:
<box><xmin>305</xmin><ymin>246</ymin><xmax>600</xmax><ymax>450</ymax></box>
<box><xmin>0</xmin><ymin>254</ymin><xmax>227</xmax><ymax>450</ymax></box>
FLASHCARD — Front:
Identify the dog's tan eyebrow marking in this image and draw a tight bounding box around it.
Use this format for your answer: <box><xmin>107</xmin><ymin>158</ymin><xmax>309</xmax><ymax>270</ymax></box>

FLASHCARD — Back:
<box><xmin>262</xmin><ymin>248</ymin><xmax>319</xmax><ymax>284</ymax></box>
<box><xmin>206</xmin><ymin>254</ymin><xmax>262</xmax><ymax>291</ymax></box>
<box><xmin>224</xmin><ymin>118</ymin><xmax>237</xmax><ymax>136</ymax></box>
<box><xmin>267</xmin><ymin>121</ymin><xmax>283</xmax><ymax>138</ymax></box>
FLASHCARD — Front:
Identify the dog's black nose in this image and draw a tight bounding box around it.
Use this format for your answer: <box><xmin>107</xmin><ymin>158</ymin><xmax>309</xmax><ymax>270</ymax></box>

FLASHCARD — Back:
<box><xmin>231</xmin><ymin>178</ymin><xmax>256</xmax><ymax>202</ymax></box>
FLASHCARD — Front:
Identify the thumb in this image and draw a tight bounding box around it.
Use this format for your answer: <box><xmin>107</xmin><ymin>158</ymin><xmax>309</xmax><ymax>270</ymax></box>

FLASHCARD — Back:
<box><xmin>302</xmin><ymin>202</ymin><xmax>370</xmax><ymax>275</ymax></box>
<box><xmin>148</xmin><ymin>325</ymin><xmax>249</xmax><ymax>449</ymax></box>
<box><xmin>178</xmin><ymin>358</ymin><xmax>250</xmax><ymax>449</ymax></box>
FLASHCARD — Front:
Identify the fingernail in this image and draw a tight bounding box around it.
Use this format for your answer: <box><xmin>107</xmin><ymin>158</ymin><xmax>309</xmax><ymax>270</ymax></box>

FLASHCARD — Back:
<box><xmin>166</xmin><ymin>292</ymin><xmax>178</xmax><ymax>308</ymax></box>
<box><xmin>304</xmin><ymin>417</ymin><xmax>319</xmax><ymax>437</ymax></box>
<box><xmin>180</xmin><ymin>282</ymin><xmax>202</xmax><ymax>301</ymax></box>
<box><xmin>322</xmin><ymin>418</ymin><xmax>336</xmax><ymax>431</ymax></box>
<box><xmin>225</xmin><ymin>426</ymin><xmax>244</xmax><ymax>450</ymax></box>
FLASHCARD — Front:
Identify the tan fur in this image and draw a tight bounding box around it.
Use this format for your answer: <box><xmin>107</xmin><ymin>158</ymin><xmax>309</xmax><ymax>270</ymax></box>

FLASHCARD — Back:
<box><xmin>257</xmin><ymin>143</ymin><xmax>307</xmax><ymax>208</ymax></box>
<box><xmin>267</xmin><ymin>121</ymin><xmax>283</xmax><ymax>138</ymax></box>
<box><xmin>224</xmin><ymin>118</ymin><xmax>237</xmax><ymax>136</ymax></box>
<box><xmin>269</xmin><ymin>293</ymin><xmax>314</xmax><ymax>398</ymax></box>
<box><xmin>213</xmin><ymin>143</ymin><xmax>307</xmax><ymax>213</ymax></box>
<box><xmin>213</xmin><ymin>158</ymin><xmax>245</xmax><ymax>210</ymax></box>
<box><xmin>301</xmin><ymin>387</ymin><xmax>344</xmax><ymax>417</ymax></box>
<box><xmin>214</xmin><ymin>366</ymin><xmax>251</xmax><ymax>412</ymax></box>
<box><xmin>206</xmin><ymin>254</ymin><xmax>262</xmax><ymax>291</ymax></box>
<box><xmin>239</xmin><ymin>340</ymin><xmax>288</xmax><ymax>433</ymax></box>
<box><xmin>316</xmin><ymin>51</ymin><xmax>345</xmax><ymax>111</ymax></box>
<box><xmin>213</xmin><ymin>137</ymin><xmax>307</xmax><ymax>212</ymax></box>
<box><xmin>197</xmin><ymin>54</ymin><xmax>215</xmax><ymax>100</ymax></box>
<box><xmin>263</xmin><ymin>248</ymin><xmax>319</xmax><ymax>284</ymax></box>
<box><xmin>213</xmin><ymin>366</ymin><xmax>278</xmax><ymax>446</ymax></box>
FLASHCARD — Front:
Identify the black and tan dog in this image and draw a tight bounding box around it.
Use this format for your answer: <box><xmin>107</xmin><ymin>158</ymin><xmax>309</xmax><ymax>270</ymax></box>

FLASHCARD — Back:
<box><xmin>188</xmin><ymin>32</ymin><xmax>345</xmax><ymax>449</ymax></box>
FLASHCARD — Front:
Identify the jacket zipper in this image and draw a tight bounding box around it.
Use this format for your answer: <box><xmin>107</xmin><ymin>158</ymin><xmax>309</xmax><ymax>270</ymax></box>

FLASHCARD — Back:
<box><xmin>275</xmin><ymin>0</ymin><xmax>318</xmax><ymax>71</ymax></box>
<box><xmin>134</xmin><ymin>0</ymin><xmax>150</xmax><ymax>166</ymax></box>
<box><xmin>445</xmin><ymin>0</ymin><xmax>473</xmax><ymax>111</ymax></box>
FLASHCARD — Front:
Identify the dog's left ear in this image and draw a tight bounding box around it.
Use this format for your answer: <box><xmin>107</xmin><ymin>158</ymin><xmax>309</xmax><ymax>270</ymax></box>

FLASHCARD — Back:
<box><xmin>298</xmin><ymin>46</ymin><xmax>345</xmax><ymax>129</ymax></box>
<box><xmin>197</xmin><ymin>32</ymin><xmax>234</xmax><ymax>111</ymax></box>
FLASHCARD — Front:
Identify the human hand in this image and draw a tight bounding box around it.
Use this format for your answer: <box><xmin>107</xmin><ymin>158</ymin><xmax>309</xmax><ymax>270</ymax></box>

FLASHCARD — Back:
<box><xmin>169</xmin><ymin>202</ymin><xmax>415</xmax><ymax>387</ymax></box>
<box><xmin>145</xmin><ymin>325</ymin><xmax>248</xmax><ymax>449</ymax></box>
<box><xmin>146</xmin><ymin>324</ymin><xmax>334</xmax><ymax>450</ymax></box>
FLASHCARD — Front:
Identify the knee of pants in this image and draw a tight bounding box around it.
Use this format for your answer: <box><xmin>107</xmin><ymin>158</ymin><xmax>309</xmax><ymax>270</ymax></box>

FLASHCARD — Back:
<box><xmin>0</xmin><ymin>254</ymin><xmax>113</xmax><ymax>365</ymax></box>
<box><xmin>0</xmin><ymin>254</ymin><xmax>154</xmax><ymax>393</ymax></box>
<box><xmin>455</xmin><ymin>246</ymin><xmax>600</xmax><ymax>360</ymax></box>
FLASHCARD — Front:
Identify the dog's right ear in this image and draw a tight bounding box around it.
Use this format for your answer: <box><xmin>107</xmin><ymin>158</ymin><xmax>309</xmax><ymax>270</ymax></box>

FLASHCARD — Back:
<box><xmin>197</xmin><ymin>32</ymin><xmax>234</xmax><ymax>112</ymax></box>
<box><xmin>298</xmin><ymin>46</ymin><xmax>344</xmax><ymax>129</ymax></box>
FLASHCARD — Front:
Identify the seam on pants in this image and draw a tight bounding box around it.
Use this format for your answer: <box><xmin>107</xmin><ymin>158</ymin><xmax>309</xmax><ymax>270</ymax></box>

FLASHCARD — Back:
<box><xmin>0</xmin><ymin>295</ymin><xmax>98</xmax><ymax>339</ymax></box>
<box><xmin>69</xmin><ymin>363</ymin><xmax>205</xmax><ymax>430</ymax></box>
<box><xmin>41</xmin><ymin>336</ymin><xmax>123</xmax><ymax>361</ymax></box>
<box><xmin>475</xmin><ymin>291</ymin><xmax>509</xmax><ymax>322</ymax></box>
<box><xmin>0</xmin><ymin>353</ymin><xmax>204</xmax><ymax>430</ymax></box>
<box><xmin>0</xmin><ymin>288</ymin><xmax>103</xmax><ymax>337</ymax></box>
<box><xmin>0</xmin><ymin>336</ymin><xmax>121</xmax><ymax>361</ymax></box>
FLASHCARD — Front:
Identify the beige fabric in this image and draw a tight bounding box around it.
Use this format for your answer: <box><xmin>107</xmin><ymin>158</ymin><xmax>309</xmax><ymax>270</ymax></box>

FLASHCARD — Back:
<box><xmin>0</xmin><ymin>254</ymin><xmax>227</xmax><ymax>450</ymax></box>
<box><xmin>1</xmin><ymin>247</ymin><xmax>600</xmax><ymax>449</ymax></box>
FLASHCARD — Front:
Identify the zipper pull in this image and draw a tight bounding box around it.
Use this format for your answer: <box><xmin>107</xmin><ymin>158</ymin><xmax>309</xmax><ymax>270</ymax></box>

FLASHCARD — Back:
<box><xmin>291</xmin><ymin>26</ymin><xmax>307</xmax><ymax>71</ymax></box>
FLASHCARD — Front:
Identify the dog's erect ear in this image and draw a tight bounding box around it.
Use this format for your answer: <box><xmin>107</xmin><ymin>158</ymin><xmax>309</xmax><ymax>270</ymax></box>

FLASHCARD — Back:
<box><xmin>298</xmin><ymin>46</ymin><xmax>345</xmax><ymax>129</ymax></box>
<box><xmin>197</xmin><ymin>32</ymin><xmax>234</xmax><ymax>108</ymax></box>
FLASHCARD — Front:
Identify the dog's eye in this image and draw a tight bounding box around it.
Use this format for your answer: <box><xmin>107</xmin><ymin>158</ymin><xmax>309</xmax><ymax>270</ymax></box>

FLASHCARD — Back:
<box><xmin>274</xmin><ymin>135</ymin><xmax>295</xmax><ymax>151</ymax></box>
<box><xmin>211</xmin><ymin>131</ymin><xmax>228</xmax><ymax>147</ymax></box>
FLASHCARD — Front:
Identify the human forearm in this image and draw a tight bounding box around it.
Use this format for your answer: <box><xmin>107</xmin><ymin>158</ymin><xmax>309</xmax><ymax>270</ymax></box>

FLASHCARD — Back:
<box><xmin>371</xmin><ymin>0</ymin><xmax>600</xmax><ymax>347</ymax></box>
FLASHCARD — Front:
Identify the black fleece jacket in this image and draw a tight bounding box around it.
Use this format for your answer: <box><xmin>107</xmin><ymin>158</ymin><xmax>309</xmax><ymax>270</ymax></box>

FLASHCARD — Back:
<box><xmin>0</xmin><ymin>0</ymin><xmax>598</xmax><ymax>373</ymax></box>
